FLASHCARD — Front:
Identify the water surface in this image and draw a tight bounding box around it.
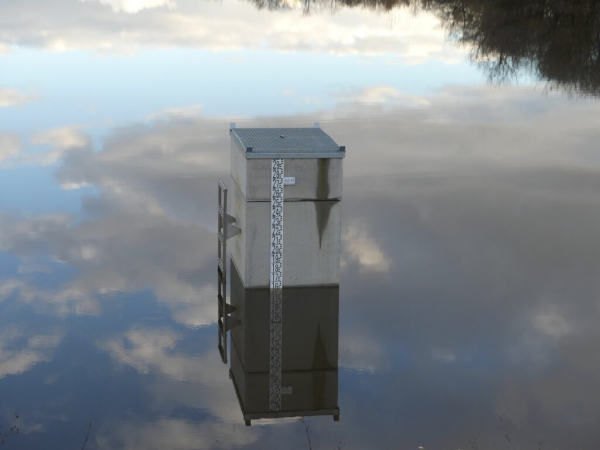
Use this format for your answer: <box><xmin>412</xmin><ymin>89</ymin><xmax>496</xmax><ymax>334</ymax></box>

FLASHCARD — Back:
<box><xmin>1</xmin><ymin>0</ymin><xmax>600</xmax><ymax>448</ymax></box>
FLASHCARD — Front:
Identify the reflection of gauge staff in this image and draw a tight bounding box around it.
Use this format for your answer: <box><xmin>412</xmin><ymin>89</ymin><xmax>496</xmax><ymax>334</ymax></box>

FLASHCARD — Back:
<box><xmin>217</xmin><ymin>125</ymin><xmax>345</xmax><ymax>425</ymax></box>
<box><xmin>269</xmin><ymin>157</ymin><xmax>285</xmax><ymax>412</ymax></box>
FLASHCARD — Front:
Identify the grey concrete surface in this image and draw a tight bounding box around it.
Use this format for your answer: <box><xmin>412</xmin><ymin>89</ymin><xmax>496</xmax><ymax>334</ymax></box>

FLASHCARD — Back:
<box><xmin>229</xmin><ymin>260</ymin><xmax>340</xmax><ymax>418</ymax></box>
<box><xmin>230</xmin><ymin>261</ymin><xmax>339</xmax><ymax>374</ymax></box>
<box><xmin>231</xmin><ymin>139</ymin><xmax>344</xmax><ymax>201</ymax></box>
<box><xmin>229</xmin><ymin>181</ymin><xmax>342</xmax><ymax>288</ymax></box>
<box><xmin>231</xmin><ymin>342</ymin><xmax>339</xmax><ymax>416</ymax></box>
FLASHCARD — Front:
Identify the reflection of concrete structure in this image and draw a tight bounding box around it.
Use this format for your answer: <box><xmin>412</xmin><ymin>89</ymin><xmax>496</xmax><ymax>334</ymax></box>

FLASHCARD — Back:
<box><xmin>218</xmin><ymin>125</ymin><xmax>344</xmax><ymax>424</ymax></box>
<box><xmin>229</xmin><ymin>262</ymin><xmax>339</xmax><ymax>425</ymax></box>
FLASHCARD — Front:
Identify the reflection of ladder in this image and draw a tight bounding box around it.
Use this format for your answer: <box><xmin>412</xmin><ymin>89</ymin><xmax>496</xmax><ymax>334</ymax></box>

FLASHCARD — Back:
<box><xmin>218</xmin><ymin>179</ymin><xmax>241</xmax><ymax>364</ymax></box>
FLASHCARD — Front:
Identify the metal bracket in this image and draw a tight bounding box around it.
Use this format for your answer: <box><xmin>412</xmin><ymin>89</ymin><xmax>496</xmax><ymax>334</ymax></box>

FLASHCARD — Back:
<box><xmin>223</xmin><ymin>302</ymin><xmax>236</xmax><ymax>315</ymax></box>
<box><xmin>225</xmin><ymin>214</ymin><xmax>241</xmax><ymax>239</ymax></box>
<box><xmin>218</xmin><ymin>207</ymin><xmax>241</xmax><ymax>240</ymax></box>
<box><xmin>224</xmin><ymin>315</ymin><xmax>241</xmax><ymax>332</ymax></box>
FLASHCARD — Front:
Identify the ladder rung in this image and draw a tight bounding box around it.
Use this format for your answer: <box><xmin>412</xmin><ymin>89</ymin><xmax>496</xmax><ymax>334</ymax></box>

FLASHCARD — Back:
<box><xmin>218</xmin><ymin>232</ymin><xmax>224</xmax><ymax>244</ymax></box>
<box><xmin>218</xmin><ymin>343</ymin><xmax>227</xmax><ymax>364</ymax></box>
<box><xmin>218</xmin><ymin>179</ymin><xmax>227</xmax><ymax>191</ymax></box>
<box><xmin>218</xmin><ymin>206</ymin><xmax>224</xmax><ymax>217</ymax></box>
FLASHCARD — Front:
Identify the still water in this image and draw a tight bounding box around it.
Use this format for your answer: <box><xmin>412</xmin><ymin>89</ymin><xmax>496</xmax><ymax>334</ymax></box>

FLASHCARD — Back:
<box><xmin>1</xmin><ymin>0</ymin><xmax>600</xmax><ymax>448</ymax></box>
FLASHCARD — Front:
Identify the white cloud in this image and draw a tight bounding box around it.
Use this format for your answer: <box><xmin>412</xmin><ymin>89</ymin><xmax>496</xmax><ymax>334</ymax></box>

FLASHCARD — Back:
<box><xmin>0</xmin><ymin>280</ymin><xmax>21</xmax><ymax>298</ymax></box>
<box><xmin>27</xmin><ymin>126</ymin><xmax>89</xmax><ymax>165</ymax></box>
<box><xmin>1</xmin><ymin>86</ymin><xmax>599</xmax><ymax>444</ymax></box>
<box><xmin>344</xmin><ymin>86</ymin><xmax>431</xmax><ymax>106</ymax></box>
<box><xmin>0</xmin><ymin>278</ymin><xmax>101</xmax><ymax>316</ymax></box>
<box><xmin>99</xmin><ymin>326</ymin><xmax>252</xmax><ymax>422</ymax></box>
<box><xmin>4</xmin><ymin>85</ymin><xmax>600</xmax><ymax>325</ymax></box>
<box><xmin>31</xmin><ymin>125</ymin><xmax>88</xmax><ymax>150</ymax></box>
<box><xmin>343</xmin><ymin>221</ymin><xmax>391</xmax><ymax>272</ymax></box>
<box><xmin>1</xmin><ymin>126</ymin><xmax>89</xmax><ymax>168</ymax></box>
<box><xmin>0</xmin><ymin>88</ymin><xmax>36</xmax><ymax>107</ymax></box>
<box><xmin>328</xmin><ymin>85</ymin><xmax>600</xmax><ymax>178</ymax></box>
<box><xmin>0</xmin><ymin>134</ymin><xmax>21</xmax><ymax>163</ymax></box>
<box><xmin>97</xmin><ymin>417</ymin><xmax>258</xmax><ymax>450</ymax></box>
<box><xmin>89</xmin><ymin>0</ymin><xmax>176</xmax><ymax>13</ymax></box>
<box><xmin>0</xmin><ymin>327</ymin><xmax>62</xmax><ymax>379</ymax></box>
<box><xmin>0</xmin><ymin>200</ymin><xmax>216</xmax><ymax>320</ymax></box>
<box><xmin>339</xmin><ymin>332</ymin><xmax>387</xmax><ymax>373</ymax></box>
<box><xmin>533</xmin><ymin>311</ymin><xmax>572</xmax><ymax>339</ymax></box>
<box><xmin>150</xmin><ymin>104</ymin><xmax>203</xmax><ymax>120</ymax></box>
<box><xmin>101</xmin><ymin>328</ymin><xmax>191</xmax><ymax>378</ymax></box>
<box><xmin>0</xmin><ymin>0</ymin><xmax>467</xmax><ymax>62</ymax></box>
<box><xmin>81</xmin><ymin>328</ymin><xmax>252</xmax><ymax>436</ymax></box>
<box><xmin>169</xmin><ymin>285</ymin><xmax>217</xmax><ymax>327</ymax></box>
<box><xmin>60</xmin><ymin>181</ymin><xmax>91</xmax><ymax>190</ymax></box>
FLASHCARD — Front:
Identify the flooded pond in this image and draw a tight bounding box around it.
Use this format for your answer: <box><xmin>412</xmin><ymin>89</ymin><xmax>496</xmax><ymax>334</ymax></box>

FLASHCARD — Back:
<box><xmin>1</xmin><ymin>1</ymin><xmax>600</xmax><ymax>448</ymax></box>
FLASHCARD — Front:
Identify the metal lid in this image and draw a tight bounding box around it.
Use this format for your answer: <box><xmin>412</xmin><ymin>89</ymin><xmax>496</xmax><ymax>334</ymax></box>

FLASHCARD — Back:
<box><xmin>230</xmin><ymin>126</ymin><xmax>346</xmax><ymax>159</ymax></box>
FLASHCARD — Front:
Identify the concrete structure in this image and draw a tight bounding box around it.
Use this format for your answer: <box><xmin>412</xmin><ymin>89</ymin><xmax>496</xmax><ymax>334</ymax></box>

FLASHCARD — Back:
<box><xmin>229</xmin><ymin>193</ymin><xmax>342</xmax><ymax>288</ymax></box>
<box><xmin>230</xmin><ymin>128</ymin><xmax>344</xmax><ymax>202</ymax></box>
<box><xmin>218</xmin><ymin>125</ymin><xmax>344</xmax><ymax>424</ymax></box>
<box><xmin>229</xmin><ymin>262</ymin><xmax>339</xmax><ymax>424</ymax></box>
<box><xmin>229</xmin><ymin>126</ymin><xmax>345</xmax><ymax>288</ymax></box>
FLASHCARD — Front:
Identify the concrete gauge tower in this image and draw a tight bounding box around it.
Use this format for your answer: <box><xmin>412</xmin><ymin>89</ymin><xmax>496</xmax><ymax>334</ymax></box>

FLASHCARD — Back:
<box><xmin>217</xmin><ymin>123</ymin><xmax>345</xmax><ymax>425</ymax></box>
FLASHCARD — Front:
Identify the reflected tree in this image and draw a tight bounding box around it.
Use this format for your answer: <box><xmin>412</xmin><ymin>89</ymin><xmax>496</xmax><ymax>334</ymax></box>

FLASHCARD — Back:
<box><xmin>0</xmin><ymin>413</ymin><xmax>19</xmax><ymax>446</ymax></box>
<box><xmin>247</xmin><ymin>0</ymin><xmax>600</xmax><ymax>95</ymax></box>
<box><xmin>419</xmin><ymin>0</ymin><xmax>600</xmax><ymax>95</ymax></box>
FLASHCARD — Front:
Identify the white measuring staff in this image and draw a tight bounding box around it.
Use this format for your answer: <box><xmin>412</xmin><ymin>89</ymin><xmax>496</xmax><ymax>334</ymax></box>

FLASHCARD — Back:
<box><xmin>269</xmin><ymin>158</ymin><xmax>285</xmax><ymax>411</ymax></box>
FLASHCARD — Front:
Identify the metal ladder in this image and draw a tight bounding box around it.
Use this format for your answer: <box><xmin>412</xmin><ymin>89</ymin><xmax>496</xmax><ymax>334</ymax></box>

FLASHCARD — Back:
<box><xmin>217</xmin><ymin>179</ymin><xmax>241</xmax><ymax>363</ymax></box>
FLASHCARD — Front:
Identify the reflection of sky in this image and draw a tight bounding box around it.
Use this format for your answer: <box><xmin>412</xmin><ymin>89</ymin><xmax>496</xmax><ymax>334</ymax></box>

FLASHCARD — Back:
<box><xmin>2</xmin><ymin>85</ymin><xmax>600</xmax><ymax>448</ymax></box>
<box><xmin>2</xmin><ymin>0</ymin><xmax>600</xmax><ymax>448</ymax></box>
<box><xmin>1</xmin><ymin>49</ymin><xmax>481</xmax><ymax>131</ymax></box>
<box><xmin>0</xmin><ymin>0</ymin><xmax>481</xmax><ymax>132</ymax></box>
<box><xmin>0</xmin><ymin>0</ymin><xmax>486</xmax><ymax>219</ymax></box>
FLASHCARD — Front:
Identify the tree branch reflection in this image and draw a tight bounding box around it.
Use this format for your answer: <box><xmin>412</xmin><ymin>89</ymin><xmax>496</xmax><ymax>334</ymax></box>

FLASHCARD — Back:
<box><xmin>249</xmin><ymin>0</ymin><xmax>600</xmax><ymax>96</ymax></box>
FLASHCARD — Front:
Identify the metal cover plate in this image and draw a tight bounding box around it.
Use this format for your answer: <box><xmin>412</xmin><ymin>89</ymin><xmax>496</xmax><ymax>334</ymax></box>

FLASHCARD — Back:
<box><xmin>231</xmin><ymin>128</ymin><xmax>345</xmax><ymax>159</ymax></box>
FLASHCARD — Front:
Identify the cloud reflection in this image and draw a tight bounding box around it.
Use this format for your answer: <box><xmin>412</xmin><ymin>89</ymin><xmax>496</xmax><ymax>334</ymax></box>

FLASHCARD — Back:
<box><xmin>3</xmin><ymin>85</ymin><xmax>600</xmax><ymax>324</ymax></box>
<box><xmin>343</xmin><ymin>220</ymin><xmax>391</xmax><ymax>272</ymax></box>
<box><xmin>0</xmin><ymin>133</ymin><xmax>20</xmax><ymax>163</ymax></box>
<box><xmin>29</xmin><ymin>126</ymin><xmax>90</xmax><ymax>166</ymax></box>
<box><xmin>101</xmin><ymin>327</ymin><xmax>209</xmax><ymax>381</ymax></box>
<box><xmin>0</xmin><ymin>327</ymin><xmax>62</xmax><ymax>379</ymax></box>
<box><xmin>84</xmin><ymin>0</ymin><xmax>176</xmax><ymax>13</ymax></box>
<box><xmin>97</xmin><ymin>325</ymin><xmax>262</xmax><ymax>448</ymax></box>
<box><xmin>0</xmin><ymin>88</ymin><xmax>37</xmax><ymax>107</ymax></box>
<box><xmin>0</xmin><ymin>0</ymin><xmax>464</xmax><ymax>62</ymax></box>
<box><xmin>97</xmin><ymin>418</ymin><xmax>258</xmax><ymax>450</ymax></box>
<box><xmin>1</xmin><ymin>85</ymin><xmax>600</xmax><ymax>446</ymax></box>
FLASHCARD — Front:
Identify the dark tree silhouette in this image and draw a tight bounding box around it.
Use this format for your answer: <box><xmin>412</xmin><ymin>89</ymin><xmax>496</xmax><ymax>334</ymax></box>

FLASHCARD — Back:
<box><xmin>419</xmin><ymin>0</ymin><xmax>600</xmax><ymax>95</ymax></box>
<box><xmin>0</xmin><ymin>413</ymin><xmax>19</xmax><ymax>446</ymax></box>
<box><xmin>247</xmin><ymin>0</ymin><xmax>600</xmax><ymax>95</ymax></box>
